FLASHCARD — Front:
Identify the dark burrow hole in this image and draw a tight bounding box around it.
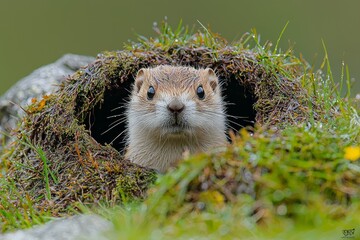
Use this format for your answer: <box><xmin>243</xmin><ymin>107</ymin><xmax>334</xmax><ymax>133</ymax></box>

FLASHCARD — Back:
<box><xmin>85</xmin><ymin>75</ymin><xmax>257</xmax><ymax>153</ymax></box>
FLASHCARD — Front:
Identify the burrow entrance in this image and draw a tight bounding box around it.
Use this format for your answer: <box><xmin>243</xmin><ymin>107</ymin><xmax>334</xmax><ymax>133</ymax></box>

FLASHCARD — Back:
<box><xmin>85</xmin><ymin>73</ymin><xmax>257</xmax><ymax>153</ymax></box>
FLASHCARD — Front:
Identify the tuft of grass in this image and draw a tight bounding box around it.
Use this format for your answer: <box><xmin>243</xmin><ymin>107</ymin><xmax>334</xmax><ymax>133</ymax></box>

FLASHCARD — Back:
<box><xmin>0</xmin><ymin>177</ymin><xmax>51</xmax><ymax>232</ymax></box>
<box><xmin>0</xmin><ymin>135</ymin><xmax>54</xmax><ymax>231</ymax></box>
<box><xmin>20</xmin><ymin>136</ymin><xmax>59</xmax><ymax>201</ymax></box>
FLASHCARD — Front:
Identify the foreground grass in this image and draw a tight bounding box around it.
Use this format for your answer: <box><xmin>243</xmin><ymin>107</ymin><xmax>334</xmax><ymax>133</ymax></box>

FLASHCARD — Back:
<box><xmin>0</xmin><ymin>22</ymin><xmax>359</xmax><ymax>239</ymax></box>
<box><xmin>105</xmin><ymin>203</ymin><xmax>360</xmax><ymax>239</ymax></box>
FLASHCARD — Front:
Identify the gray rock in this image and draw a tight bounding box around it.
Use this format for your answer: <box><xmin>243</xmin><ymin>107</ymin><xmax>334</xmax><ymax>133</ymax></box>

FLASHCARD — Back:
<box><xmin>0</xmin><ymin>54</ymin><xmax>95</xmax><ymax>150</ymax></box>
<box><xmin>0</xmin><ymin>55</ymin><xmax>112</xmax><ymax>239</ymax></box>
<box><xmin>0</xmin><ymin>215</ymin><xmax>112</xmax><ymax>240</ymax></box>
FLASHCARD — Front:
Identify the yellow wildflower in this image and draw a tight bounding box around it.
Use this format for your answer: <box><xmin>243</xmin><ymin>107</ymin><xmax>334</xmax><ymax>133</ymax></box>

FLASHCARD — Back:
<box><xmin>344</xmin><ymin>146</ymin><xmax>360</xmax><ymax>161</ymax></box>
<box><xmin>199</xmin><ymin>190</ymin><xmax>225</xmax><ymax>207</ymax></box>
<box><xmin>211</xmin><ymin>190</ymin><xmax>225</xmax><ymax>205</ymax></box>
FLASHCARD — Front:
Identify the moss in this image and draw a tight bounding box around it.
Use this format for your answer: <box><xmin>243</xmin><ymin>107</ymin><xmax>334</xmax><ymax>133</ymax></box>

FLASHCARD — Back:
<box><xmin>3</xmin><ymin>21</ymin><xmax>337</xmax><ymax>216</ymax></box>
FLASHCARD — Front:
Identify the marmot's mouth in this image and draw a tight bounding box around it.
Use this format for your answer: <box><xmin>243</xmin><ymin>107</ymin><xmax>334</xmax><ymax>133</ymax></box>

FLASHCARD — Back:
<box><xmin>163</xmin><ymin>122</ymin><xmax>190</xmax><ymax>135</ymax></box>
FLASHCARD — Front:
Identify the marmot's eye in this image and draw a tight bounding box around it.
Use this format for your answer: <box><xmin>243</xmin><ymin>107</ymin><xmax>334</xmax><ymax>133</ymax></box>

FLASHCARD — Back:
<box><xmin>147</xmin><ymin>86</ymin><xmax>155</xmax><ymax>100</ymax></box>
<box><xmin>196</xmin><ymin>85</ymin><xmax>205</xmax><ymax>100</ymax></box>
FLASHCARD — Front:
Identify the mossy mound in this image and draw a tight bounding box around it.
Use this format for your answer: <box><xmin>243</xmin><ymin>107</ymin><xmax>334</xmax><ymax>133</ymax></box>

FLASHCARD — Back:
<box><xmin>4</xmin><ymin>23</ymin><xmax>329</xmax><ymax>214</ymax></box>
<box><xmin>145</xmin><ymin>123</ymin><xmax>360</xmax><ymax>225</ymax></box>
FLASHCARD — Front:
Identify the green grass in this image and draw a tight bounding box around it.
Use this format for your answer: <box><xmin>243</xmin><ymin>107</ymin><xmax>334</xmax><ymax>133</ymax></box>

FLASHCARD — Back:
<box><xmin>0</xmin><ymin>21</ymin><xmax>360</xmax><ymax>239</ymax></box>
<box><xmin>0</xmin><ymin>174</ymin><xmax>51</xmax><ymax>232</ymax></box>
<box><xmin>0</xmin><ymin>136</ymin><xmax>53</xmax><ymax>232</ymax></box>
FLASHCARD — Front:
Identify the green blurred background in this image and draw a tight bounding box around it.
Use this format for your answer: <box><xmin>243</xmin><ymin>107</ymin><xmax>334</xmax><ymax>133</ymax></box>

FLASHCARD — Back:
<box><xmin>0</xmin><ymin>0</ymin><xmax>359</xmax><ymax>95</ymax></box>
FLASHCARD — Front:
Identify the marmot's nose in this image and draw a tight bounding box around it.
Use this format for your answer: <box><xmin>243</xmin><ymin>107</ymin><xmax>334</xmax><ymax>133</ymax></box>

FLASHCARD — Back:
<box><xmin>167</xmin><ymin>99</ymin><xmax>185</xmax><ymax>114</ymax></box>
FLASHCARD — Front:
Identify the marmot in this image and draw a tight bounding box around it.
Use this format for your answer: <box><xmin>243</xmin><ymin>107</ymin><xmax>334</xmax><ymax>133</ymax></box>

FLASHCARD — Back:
<box><xmin>126</xmin><ymin>65</ymin><xmax>226</xmax><ymax>173</ymax></box>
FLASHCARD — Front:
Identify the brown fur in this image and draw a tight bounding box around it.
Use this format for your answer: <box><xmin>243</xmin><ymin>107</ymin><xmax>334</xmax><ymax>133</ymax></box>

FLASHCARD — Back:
<box><xmin>126</xmin><ymin>65</ymin><xmax>226</xmax><ymax>173</ymax></box>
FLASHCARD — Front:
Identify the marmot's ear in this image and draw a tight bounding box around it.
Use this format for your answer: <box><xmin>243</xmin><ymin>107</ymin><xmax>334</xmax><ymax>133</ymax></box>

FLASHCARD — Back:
<box><xmin>135</xmin><ymin>69</ymin><xmax>145</xmax><ymax>92</ymax></box>
<box><xmin>205</xmin><ymin>68</ymin><xmax>219</xmax><ymax>91</ymax></box>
